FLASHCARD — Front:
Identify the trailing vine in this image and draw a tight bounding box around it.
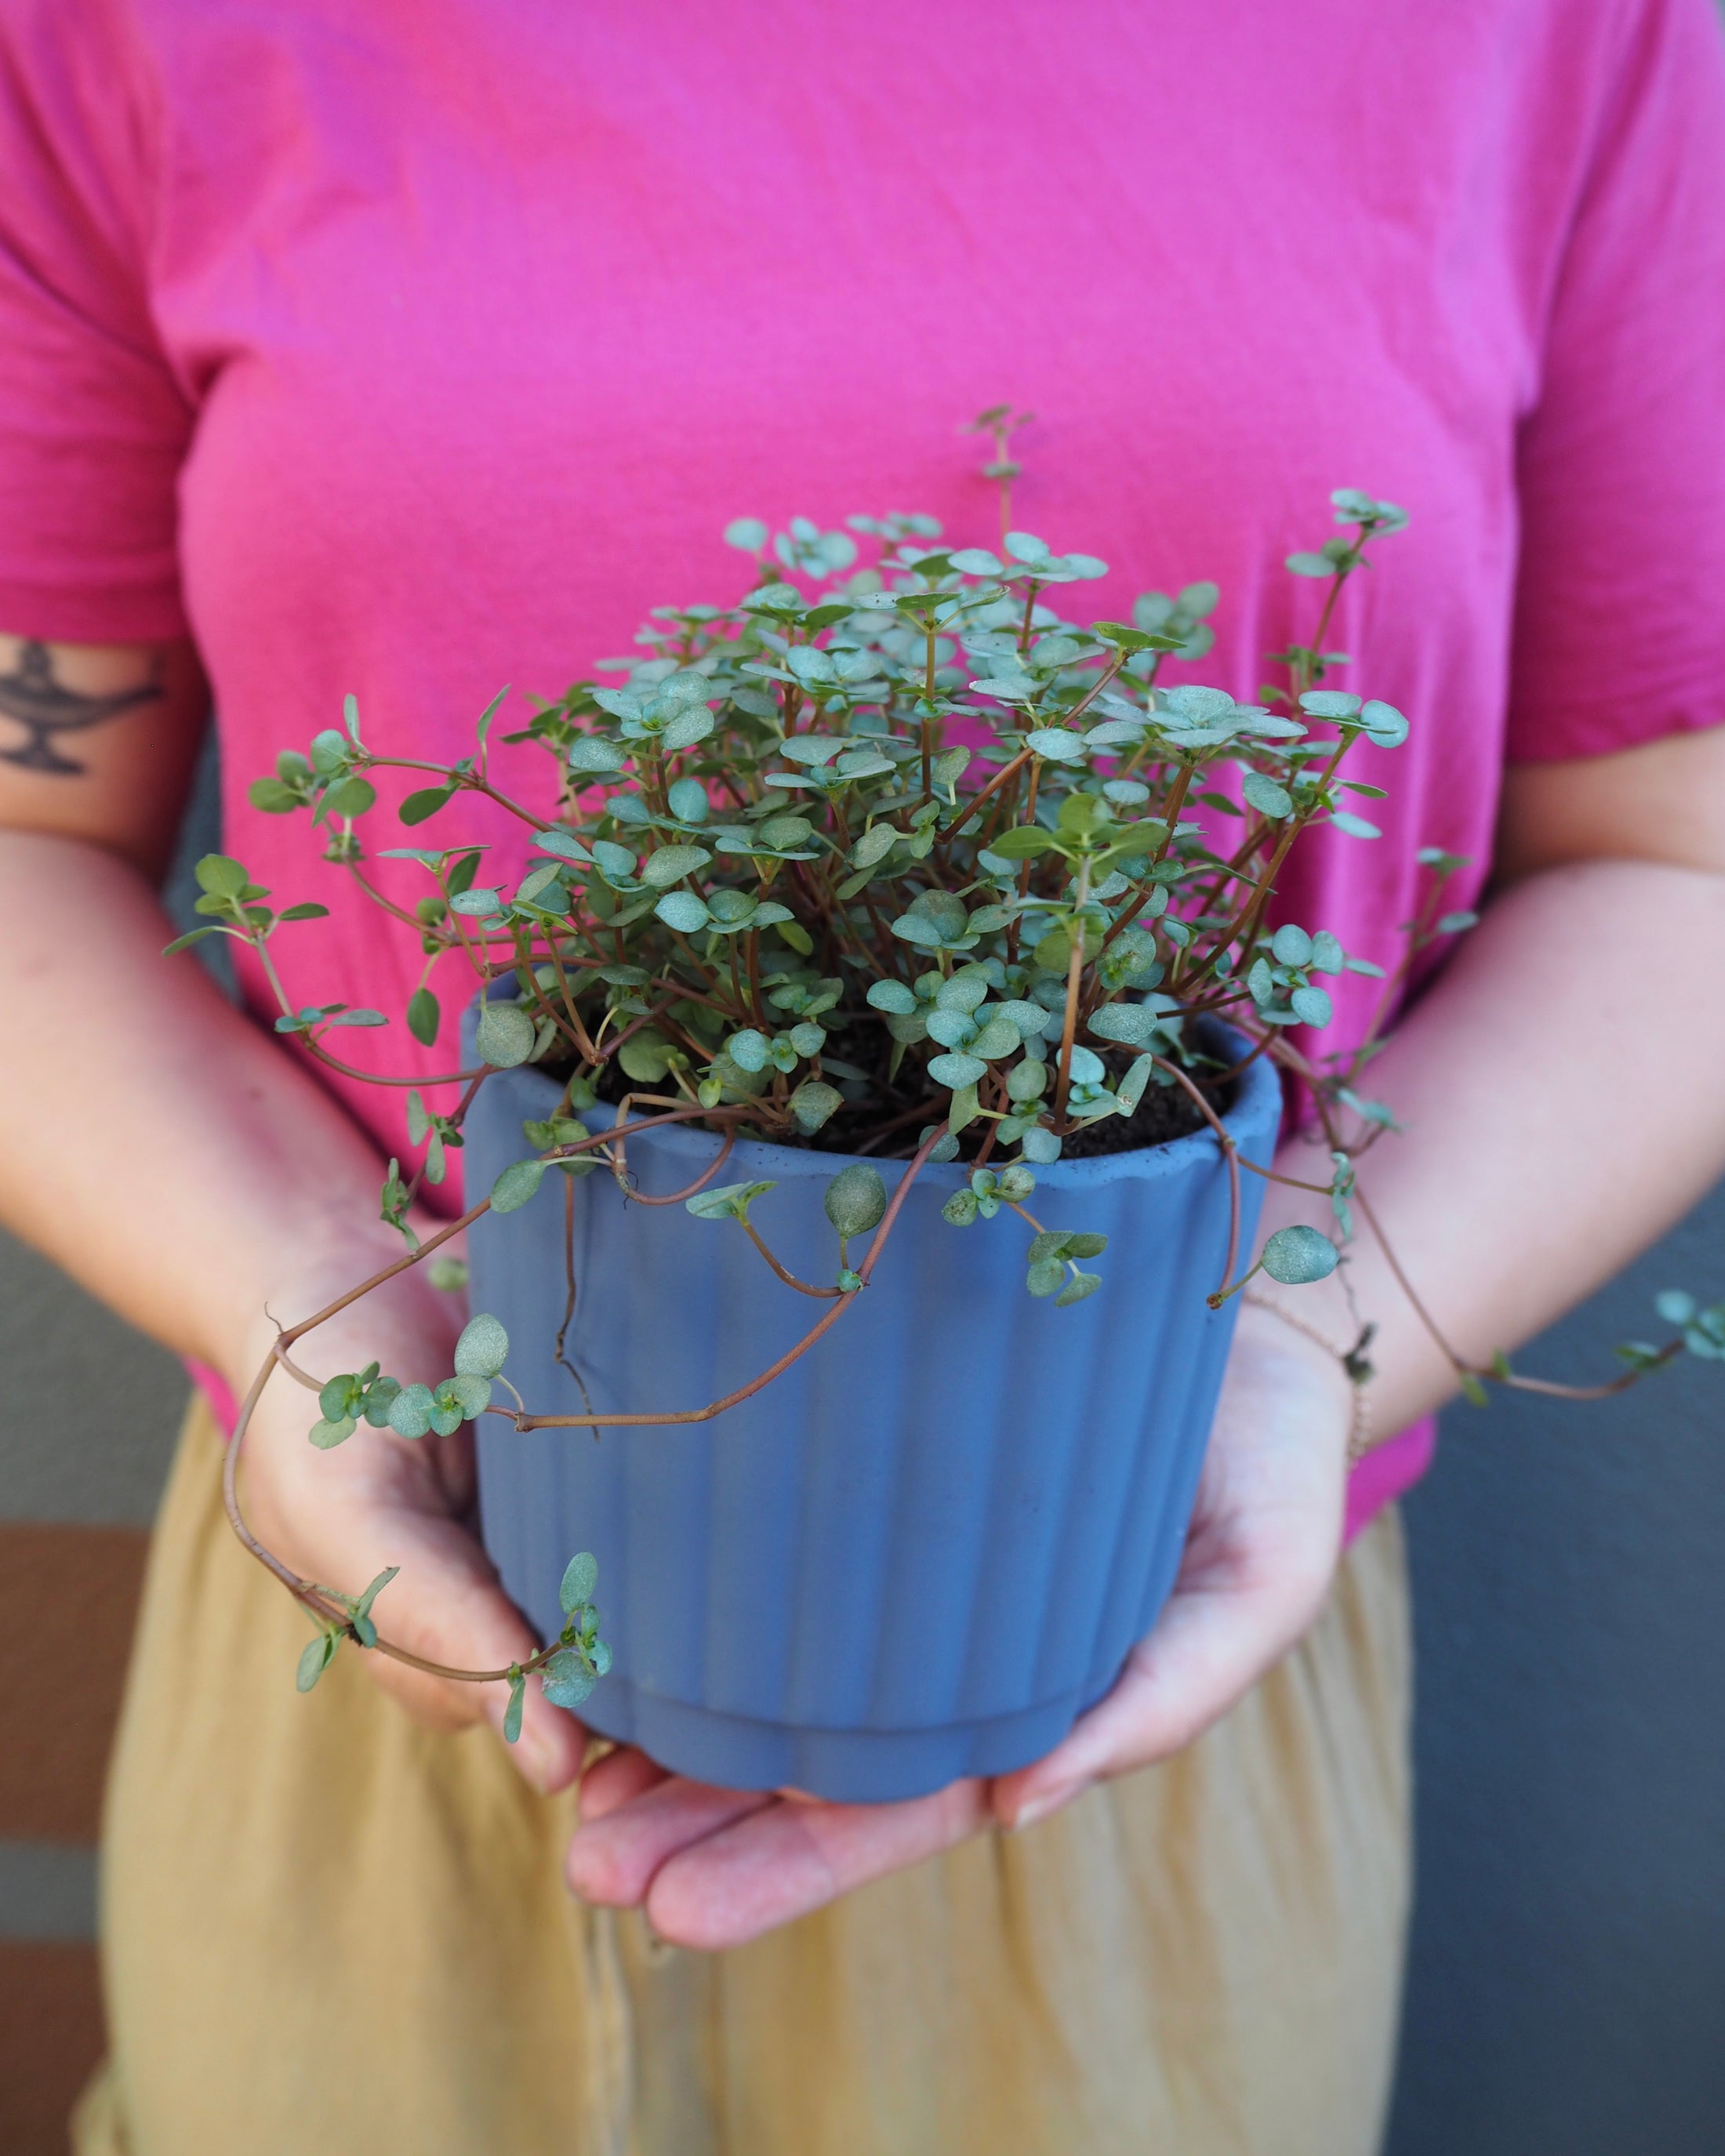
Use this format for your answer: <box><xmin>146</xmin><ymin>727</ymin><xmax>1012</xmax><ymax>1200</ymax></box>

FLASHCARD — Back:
<box><xmin>174</xmin><ymin>418</ymin><xmax>1721</xmax><ymax>1726</ymax></box>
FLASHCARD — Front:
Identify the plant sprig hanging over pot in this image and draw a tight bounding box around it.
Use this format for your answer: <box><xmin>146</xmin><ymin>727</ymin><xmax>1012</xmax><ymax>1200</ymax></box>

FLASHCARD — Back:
<box><xmin>179</xmin><ymin>414</ymin><xmax>1722</xmax><ymax>1728</ymax></box>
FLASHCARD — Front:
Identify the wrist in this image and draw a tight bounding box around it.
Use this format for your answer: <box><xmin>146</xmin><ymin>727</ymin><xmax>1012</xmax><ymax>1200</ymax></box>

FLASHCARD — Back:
<box><xmin>1235</xmin><ymin>1290</ymin><xmax>1372</xmax><ymax>1461</ymax></box>
<box><xmin>218</xmin><ymin>1218</ymin><xmax>459</xmax><ymax>1400</ymax></box>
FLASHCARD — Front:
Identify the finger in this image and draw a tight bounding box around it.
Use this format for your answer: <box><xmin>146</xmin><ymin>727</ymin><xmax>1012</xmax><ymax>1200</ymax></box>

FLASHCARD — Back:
<box><xmin>311</xmin><ymin>1507</ymin><xmax>590</xmax><ymax>1796</ymax></box>
<box><xmin>565</xmin><ymin>1777</ymin><xmax>775</xmax><ymax>1907</ymax></box>
<box><xmin>991</xmin><ymin>1570</ymin><xmax>1308</xmax><ymax>1830</ymax></box>
<box><xmin>577</xmin><ymin>1744</ymin><xmax>670</xmax><ymax>1824</ymax></box>
<box><xmin>645</xmin><ymin>1779</ymin><xmax>988</xmax><ymax>1951</ymax></box>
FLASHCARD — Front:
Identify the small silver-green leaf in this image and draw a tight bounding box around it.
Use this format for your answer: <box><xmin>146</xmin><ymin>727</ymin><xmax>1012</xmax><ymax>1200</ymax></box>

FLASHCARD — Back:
<box><xmin>685</xmin><ymin>1178</ymin><xmax>776</xmax><ymax>1221</ymax></box>
<box><xmin>476</xmin><ymin>1001</ymin><xmax>536</xmax><ymax>1069</ymax></box>
<box><xmin>387</xmin><ymin>1383</ymin><xmax>435</xmax><ymax>1439</ymax></box>
<box><xmin>927</xmin><ymin>1051</ymin><xmax>986</xmax><ymax>1089</ymax></box>
<box><xmin>560</xmin><ymin>1551</ymin><xmax>599</xmax><ymax>1612</ymax></box>
<box><xmin>790</xmin><ymin>1080</ymin><xmax>842</xmax><ymax>1134</ymax></box>
<box><xmin>490</xmin><ymin>1158</ymin><xmax>547</xmax><ymax>1212</ymax></box>
<box><xmin>823</xmin><ymin>1163</ymin><xmax>888</xmax><ymax>1238</ymax></box>
<box><xmin>296</xmin><ymin>1632</ymin><xmax>337</xmax><ymax>1693</ymax></box>
<box><xmin>654</xmin><ymin>889</ymin><xmax>711</xmax><ymax>933</ymax></box>
<box><xmin>541</xmin><ymin>1650</ymin><xmax>597</xmax><ymax>1710</ymax></box>
<box><xmin>454</xmin><ymin>1312</ymin><xmax>510</xmax><ymax>1379</ymax></box>
<box><xmin>640</xmin><ymin>844</ymin><xmax>711</xmax><ymax>888</ymax></box>
<box><xmin>1259</xmin><ymin>1225</ymin><xmax>1339</xmax><ymax>1286</ymax></box>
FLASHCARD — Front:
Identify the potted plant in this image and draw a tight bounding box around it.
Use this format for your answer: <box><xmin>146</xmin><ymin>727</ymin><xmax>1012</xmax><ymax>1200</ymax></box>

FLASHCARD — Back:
<box><xmin>194</xmin><ymin>422</ymin><xmax>1725</xmax><ymax>1801</ymax></box>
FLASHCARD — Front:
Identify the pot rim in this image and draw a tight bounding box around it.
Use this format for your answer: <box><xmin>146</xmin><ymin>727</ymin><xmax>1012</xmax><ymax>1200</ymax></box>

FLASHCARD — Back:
<box><xmin>487</xmin><ymin>1016</ymin><xmax>1284</xmax><ymax>1192</ymax></box>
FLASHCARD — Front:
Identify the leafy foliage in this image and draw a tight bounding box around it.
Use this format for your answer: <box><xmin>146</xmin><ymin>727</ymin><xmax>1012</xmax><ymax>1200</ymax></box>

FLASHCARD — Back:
<box><xmin>231</xmin><ymin>474</ymin><xmax>1448</xmax><ymax>1339</ymax></box>
<box><xmin>194</xmin><ymin>427</ymin><xmax>1716</xmax><ymax>1720</ymax></box>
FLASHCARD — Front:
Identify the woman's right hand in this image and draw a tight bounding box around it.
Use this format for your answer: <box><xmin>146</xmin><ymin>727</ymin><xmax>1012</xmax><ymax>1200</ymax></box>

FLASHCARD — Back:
<box><xmin>230</xmin><ymin>1240</ymin><xmax>589</xmax><ymax>1795</ymax></box>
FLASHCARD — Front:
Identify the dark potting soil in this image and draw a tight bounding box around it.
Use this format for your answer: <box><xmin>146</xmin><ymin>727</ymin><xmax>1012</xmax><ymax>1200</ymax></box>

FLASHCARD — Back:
<box><xmin>583</xmin><ymin>1024</ymin><xmax>1237</xmax><ymax>1166</ymax></box>
<box><xmin>1054</xmin><ymin>1054</ymin><xmax>1233</xmax><ymax>1161</ymax></box>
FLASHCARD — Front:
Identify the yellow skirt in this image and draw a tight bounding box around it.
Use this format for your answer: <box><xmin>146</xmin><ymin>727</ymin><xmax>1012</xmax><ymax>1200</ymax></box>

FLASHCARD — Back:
<box><xmin>77</xmin><ymin>1398</ymin><xmax>1411</xmax><ymax>2156</ymax></box>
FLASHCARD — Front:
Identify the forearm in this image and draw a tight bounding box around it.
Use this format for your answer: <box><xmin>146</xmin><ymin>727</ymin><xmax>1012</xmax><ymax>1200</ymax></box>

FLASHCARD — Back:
<box><xmin>0</xmin><ymin>829</ymin><xmax>401</xmax><ymax>1385</ymax></box>
<box><xmin>1255</xmin><ymin>857</ymin><xmax>1725</xmax><ymax>1434</ymax></box>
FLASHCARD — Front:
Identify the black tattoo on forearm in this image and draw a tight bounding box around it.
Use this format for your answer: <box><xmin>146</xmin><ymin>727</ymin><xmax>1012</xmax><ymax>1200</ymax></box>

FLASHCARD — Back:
<box><xmin>0</xmin><ymin>639</ymin><xmax>162</xmax><ymax>774</ymax></box>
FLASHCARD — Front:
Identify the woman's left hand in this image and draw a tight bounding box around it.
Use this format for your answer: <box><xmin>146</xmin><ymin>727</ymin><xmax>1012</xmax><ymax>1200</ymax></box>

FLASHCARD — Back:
<box><xmin>562</xmin><ymin>1301</ymin><xmax>1354</xmax><ymax>1949</ymax></box>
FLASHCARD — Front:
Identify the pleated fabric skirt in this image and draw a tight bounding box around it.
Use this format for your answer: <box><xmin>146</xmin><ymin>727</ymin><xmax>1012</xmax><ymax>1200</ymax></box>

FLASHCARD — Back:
<box><xmin>75</xmin><ymin>1397</ymin><xmax>1412</xmax><ymax>2156</ymax></box>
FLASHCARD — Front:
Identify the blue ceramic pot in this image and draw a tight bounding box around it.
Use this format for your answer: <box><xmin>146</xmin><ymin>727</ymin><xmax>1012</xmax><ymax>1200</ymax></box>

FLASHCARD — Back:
<box><xmin>464</xmin><ymin>1024</ymin><xmax>1280</xmax><ymax>1802</ymax></box>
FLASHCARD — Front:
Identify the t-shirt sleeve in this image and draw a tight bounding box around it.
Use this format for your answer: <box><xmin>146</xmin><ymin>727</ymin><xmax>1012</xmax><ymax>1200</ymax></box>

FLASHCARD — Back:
<box><xmin>0</xmin><ymin>0</ymin><xmax>191</xmax><ymax>644</ymax></box>
<box><xmin>1507</xmin><ymin>0</ymin><xmax>1725</xmax><ymax>762</ymax></box>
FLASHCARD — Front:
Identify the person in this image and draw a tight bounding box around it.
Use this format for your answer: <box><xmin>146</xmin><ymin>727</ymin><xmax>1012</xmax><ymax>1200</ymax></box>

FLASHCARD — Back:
<box><xmin>3</xmin><ymin>2</ymin><xmax>1724</xmax><ymax>2149</ymax></box>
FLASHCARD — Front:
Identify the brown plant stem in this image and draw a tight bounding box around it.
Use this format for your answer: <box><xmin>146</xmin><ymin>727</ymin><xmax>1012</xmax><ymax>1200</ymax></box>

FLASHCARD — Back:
<box><xmin>738</xmin><ymin>1219</ymin><xmax>843</xmax><ymax>1298</ymax></box>
<box><xmin>619</xmin><ymin>1132</ymin><xmax>737</xmax><ymax>1206</ymax></box>
<box><xmin>1051</xmin><ymin>858</ymin><xmax>1092</xmax><ymax>1127</ymax></box>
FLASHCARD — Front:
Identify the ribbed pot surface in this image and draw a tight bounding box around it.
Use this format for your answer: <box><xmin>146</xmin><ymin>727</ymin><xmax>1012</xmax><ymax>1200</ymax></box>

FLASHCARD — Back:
<box><xmin>466</xmin><ymin>1022</ymin><xmax>1279</xmax><ymax>1800</ymax></box>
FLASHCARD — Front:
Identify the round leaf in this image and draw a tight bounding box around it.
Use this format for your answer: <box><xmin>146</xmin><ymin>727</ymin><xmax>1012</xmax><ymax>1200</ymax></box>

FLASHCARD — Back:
<box><xmin>969</xmin><ymin>1015</ymin><xmax>1021</xmax><ymax>1061</ymax></box>
<box><xmin>194</xmin><ymin>853</ymin><xmax>250</xmax><ymax>899</ymax></box>
<box><xmin>1359</xmin><ymin>699</ymin><xmax>1409</xmax><ymax>747</ymax></box>
<box><xmin>618</xmin><ymin>1029</ymin><xmax>675</xmax><ymax>1082</ymax></box>
<box><xmin>1026</xmin><ymin>729</ymin><xmax>1088</xmax><ymax>764</ymax></box>
<box><xmin>1259</xmin><ymin>1225</ymin><xmax>1338</xmax><ymax>1286</ymax></box>
<box><xmin>406</xmin><ymin>986</ymin><xmax>441</xmax><ymax>1047</ymax></box>
<box><xmin>640</xmin><ymin>844</ymin><xmax>711</xmax><ymax>889</ymax></box>
<box><xmin>541</xmin><ymin>1651</ymin><xmax>597</xmax><ymax>1710</ymax></box>
<box><xmin>1088</xmin><ymin>1004</ymin><xmax>1155</xmax><ymax>1047</ymax></box>
<box><xmin>725</xmin><ymin>1028</ymin><xmax>771</xmax><ymax>1073</ymax></box>
<box><xmin>824</xmin><ymin>1163</ymin><xmax>888</xmax><ymax>1238</ymax></box>
<box><xmin>387</xmin><ymin>1383</ymin><xmax>436</xmax><ymax>1439</ymax></box>
<box><xmin>590</xmin><ymin>840</ymin><xmax>638</xmax><ymax>880</ymax></box>
<box><xmin>987</xmin><ymin>826</ymin><xmax>1061</xmax><ymax>860</ymax></box>
<box><xmin>661</xmin><ymin>706</ymin><xmax>715</xmax><ymax>752</ymax></box>
<box><xmin>490</xmin><ymin>1158</ymin><xmax>547</xmax><ymax>1213</ymax></box>
<box><xmin>568</xmin><ymin>736</ymin><xmax>628</xmax><ymax>772</ymax></box>
<box><xmin>476</xmin><ymin>1000</ymin><xmax>536</xmax><ymax>1069</ymax></box>
<box><xmin>1241</xmin><ymin>771</ymin><xmax>1292</xmax><ymax>819</ymax></box>
<box><xmin>445</xmin><ymin>1371</ymin><xmax>493</xmax><ymax>1419</ymax></box>
<box><xmin>454</xmin><ymin>1312</ymin><xmax>510</xmax><ymax>1379</ymax></box>
<box><xmin>654</xmin><ymin>890</ymin><xmax>711</xmax><ymax>933</ymax></box>
<box><xmin>560</xmin><ymin>1551</ymin><xmax>600</xmax><ymax>1611</ymax></box>
<box><xmin>790</xmin><ymin>1080</ymin><xmax>842</xmax><ymax>1134</ymax></box>
<box><xmin>927</xmin><ymin>1051</ymin><xmax>986</xmax><ymax>1090</ymax></box>
<box><xmin>1290</xmin><ymin>985</ymin><xmax>1334</xmax><ymax>1028</ymax></box>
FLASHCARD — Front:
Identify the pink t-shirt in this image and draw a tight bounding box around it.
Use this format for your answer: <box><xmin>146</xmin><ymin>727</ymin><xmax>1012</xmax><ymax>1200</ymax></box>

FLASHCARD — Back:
<box><xmin>4</xmin><ymin>0</ymin><xmax>1725</xmax><ymax>1537</ymax></box>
